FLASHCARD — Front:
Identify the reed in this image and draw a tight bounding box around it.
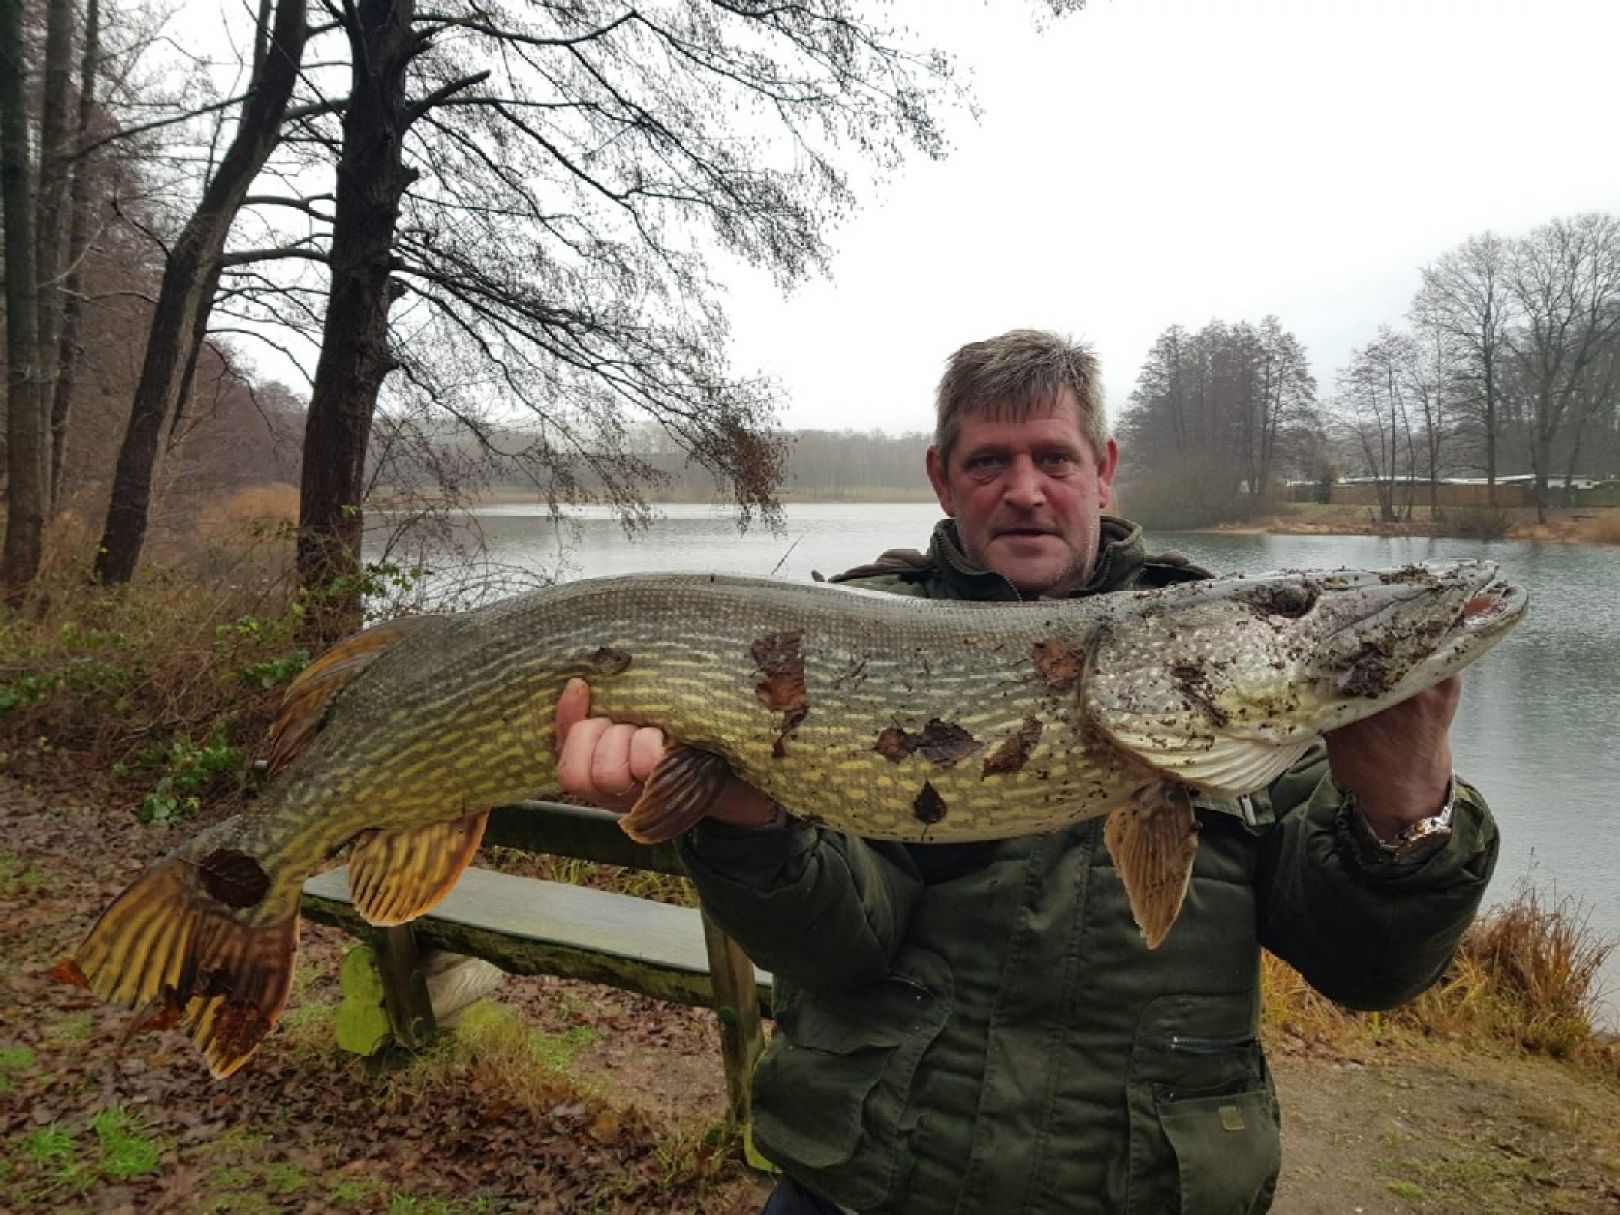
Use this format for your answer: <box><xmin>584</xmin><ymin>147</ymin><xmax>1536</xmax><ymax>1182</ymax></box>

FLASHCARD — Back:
<box><xmin>1263</xmin><ymin>886</ymin><xmax>1616</xmax><ymax>1077</ymax></box>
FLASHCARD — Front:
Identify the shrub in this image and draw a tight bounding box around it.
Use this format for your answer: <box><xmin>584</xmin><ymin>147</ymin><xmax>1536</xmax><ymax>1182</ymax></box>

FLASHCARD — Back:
<box><xmin>1262</xmin><ymin>885</ymin><xmax>1616</xmax><ymax>1077</ymax></box>
<box><xmin>1438</xmin><ymin>506</ymin><xmax>1514</xmax><ymax>540</ymax></box>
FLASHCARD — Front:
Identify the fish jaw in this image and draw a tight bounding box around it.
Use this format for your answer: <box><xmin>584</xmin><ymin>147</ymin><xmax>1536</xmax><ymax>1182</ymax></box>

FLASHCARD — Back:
<box><xmin>1081</xmin><ymin>561</ymin><xmax>1527</xmax><ymax>796</ymax></box>
<box><xmin>1298</xmin><ymin>561</ymin><xmax>1526</xmax><ymax>734</ymax></box>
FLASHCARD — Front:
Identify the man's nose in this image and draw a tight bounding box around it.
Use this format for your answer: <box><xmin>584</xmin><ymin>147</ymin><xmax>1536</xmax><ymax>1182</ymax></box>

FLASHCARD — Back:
<box><xmin>1002</xmin><ymin>456</ymin><xmax>1046</xmax><ymax>508</ymax></box>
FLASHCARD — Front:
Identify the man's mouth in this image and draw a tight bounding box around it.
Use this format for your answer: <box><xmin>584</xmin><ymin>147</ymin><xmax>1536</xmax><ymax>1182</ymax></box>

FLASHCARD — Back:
<box><xmin>994</xmin><ymin>528</ymin><xmax>1054</xmax><ymax>540</ymax></box>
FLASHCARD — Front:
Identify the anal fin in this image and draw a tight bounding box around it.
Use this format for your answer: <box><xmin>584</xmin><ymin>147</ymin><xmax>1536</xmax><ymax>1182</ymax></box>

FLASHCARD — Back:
<box><xmin>347</xmin><ymin>810</ymin><xmax>488</xmax><ymax>927</ymax></box>
<box><xmin>619</xmin><ymin>745</ymin><xmax>734</xmax><ymax>844</ymax></box>
<box><xmin>1103</xmin><ymin>783</ymin><xmax>1200</xmax><ymax>950</ymax></box>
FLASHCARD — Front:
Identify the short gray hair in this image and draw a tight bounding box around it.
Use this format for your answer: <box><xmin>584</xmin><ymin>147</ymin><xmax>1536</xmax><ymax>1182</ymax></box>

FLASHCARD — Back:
<box><xmin>933</xmin><ymin>330</ymin><xmax>1108</xmax><ymax>469</ymax></box>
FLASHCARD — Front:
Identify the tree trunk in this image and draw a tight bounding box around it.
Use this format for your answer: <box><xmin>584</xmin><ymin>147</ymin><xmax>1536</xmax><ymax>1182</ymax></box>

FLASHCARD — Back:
<box><xmin>49</xmin><ymin>0</ymin><xmax>99</xmax><ymax>512</ymax></box>
<box><xmin>296</xmin><ymin>0</ymin><xmax>417</xmax><ymax>644</ymax></box>
<box><xmin>92</xmin><ymin>0</ymin><xmax>307</xmax><ymax>584</ymax></box>
<box><xmin>33</xmin><ymin>0</ymin><xmax>75</xmax><ymax>509</ymax></box>
<box><xmin>1</xmin><ymin>0</ymin><xmax>47</xmax><ymax>598</ymax></box>
<box><xmin>1531</xmin><ymin>399</ymin><xmax>1551</xmax><ymax>524</ymax></box>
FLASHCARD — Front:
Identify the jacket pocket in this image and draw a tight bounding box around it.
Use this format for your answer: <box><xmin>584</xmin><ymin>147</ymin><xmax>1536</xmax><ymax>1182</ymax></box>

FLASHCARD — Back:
<box><xmin>751</xmin><ymin>968</ymin><xmax>948</xmax><ymax>1211</ymax></box>
<box><xmin>1157</xmin><ymin>1083</ymin><xmax>1280</xmax><ymax>1214</ymax></box>
<box><xmin>1127</xmin><ymin>995</ymin><xmax>1279</xmax><ymax>1214</ymax></box>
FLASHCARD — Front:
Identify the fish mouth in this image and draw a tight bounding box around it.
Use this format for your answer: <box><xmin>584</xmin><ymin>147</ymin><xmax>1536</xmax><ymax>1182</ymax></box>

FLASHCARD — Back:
<box><xmin>1445</xmin><ymin>566</ymin><xmax>1529</xmax><ymax>649</ymax></box>
<box><xmin>1460</xmin><ymin>577</ymin><xmax>1527</xmax><ymax>629</ymax></box>
<box><xmin>1369</xmin><ymin>563</ymin><xmax>1528</xmax><ymax>694</ymax></box>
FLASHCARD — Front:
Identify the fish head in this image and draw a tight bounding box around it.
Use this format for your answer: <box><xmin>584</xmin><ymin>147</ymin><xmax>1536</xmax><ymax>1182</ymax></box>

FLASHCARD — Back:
<box><xmin>1083</xmin><ymin>561</ymin><xmax>1527</xmax><ymax>795</ymax></box>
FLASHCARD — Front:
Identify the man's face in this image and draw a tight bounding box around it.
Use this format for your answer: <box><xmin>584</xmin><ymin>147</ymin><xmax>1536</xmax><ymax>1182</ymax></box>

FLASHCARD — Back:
<box><xmin>925</xmin><ymin>393</ymin><xmax>1119</xmax><ymax>596</ymax></box>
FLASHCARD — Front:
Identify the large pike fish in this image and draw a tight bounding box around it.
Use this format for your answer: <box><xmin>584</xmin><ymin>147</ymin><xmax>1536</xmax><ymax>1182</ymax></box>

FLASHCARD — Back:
<box><xmin>65</xmin><ymin>560</ymin><xmax>1525</xmax><ymax>1076</ymax></box>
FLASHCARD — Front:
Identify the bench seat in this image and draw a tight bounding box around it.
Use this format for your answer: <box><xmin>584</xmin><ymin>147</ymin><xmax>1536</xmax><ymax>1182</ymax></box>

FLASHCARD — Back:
<box><xmin>302</xmin><ymin>864</ymin><xmax>774</xmax><ymax>1012</ymax></box>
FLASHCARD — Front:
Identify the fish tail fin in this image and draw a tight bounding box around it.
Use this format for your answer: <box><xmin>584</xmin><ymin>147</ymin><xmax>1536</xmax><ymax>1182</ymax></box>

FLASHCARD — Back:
<box><xmin>65</xmin><ymin>846</ymin><xmax>299</xmax><ymax>1078</ymax></box>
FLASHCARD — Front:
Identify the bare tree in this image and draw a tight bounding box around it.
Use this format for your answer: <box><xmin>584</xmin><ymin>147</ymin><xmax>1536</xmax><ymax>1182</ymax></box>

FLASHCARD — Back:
<box><xmin>1504</xmin><ymin>212</ymin><xmax>1620</xmax><ymax>521</ymax></box>
<box><xmin>1412</xmin><ymin>231</ymin><xmax>1514</xmax><ymax>494</ymax></box>
<box><xmin>1118</xmin><ymin>317</ymin><xmax>1317</xmax><ymax>524</ymax></box>
<box><xmin>1</xmin><ymin>0</ymin><xmax>48</xmax><ymax>597</ymax></box>
<box><xmin>32</xmin><ymin>0</ymin><xmax>76</xmax><ymax>509</ymax></box>
<box><xmin>257</xmin><ymin>0</ymin><xmax>973</xmax><ymax>637</ymax></box>
<box><xmin>1250</xmin><ymin>315</ymin><xmax>1317</xmax><ymax>500</ymax></box>
<box><xmin>1403</xmin><ymin>310</ymin><xmax>1454</xmax><ymax>517</ymax></box>
<box><xmin>1335</xmin><ymin>327</ymin><xmax>1419</xmax><ymax>522</ymax></box>
<box><xmin>92</xmin><ymin>0</ymin><xmax>310</xmax><ymax>584</ymax></box>
<box><xmin>49</xmin><ymin>0</ymin><xmax>101</xmax><ymax>511</ymax></box>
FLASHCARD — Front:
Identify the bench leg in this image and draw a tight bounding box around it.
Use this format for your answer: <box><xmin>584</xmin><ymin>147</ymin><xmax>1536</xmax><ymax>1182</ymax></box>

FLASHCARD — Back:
<box><xmin>700</xmin><ymin>910</ymin><xmax>765</xmax><ymax>1130</ymax></box>
<box><xmin>373</xmin><ymin>924</ymin><xmax>438</xmax><ymax>1049</ymax></box>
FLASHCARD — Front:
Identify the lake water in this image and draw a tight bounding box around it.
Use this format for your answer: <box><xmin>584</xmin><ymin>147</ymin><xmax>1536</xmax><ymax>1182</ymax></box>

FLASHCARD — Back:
<box><xmin>407</xmin><ymin>502</ymin><xmax>1620</xmax><ymax>1026</ymax></box>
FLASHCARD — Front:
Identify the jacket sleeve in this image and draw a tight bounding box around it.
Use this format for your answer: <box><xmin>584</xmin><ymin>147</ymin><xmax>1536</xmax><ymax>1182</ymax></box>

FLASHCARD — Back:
<box><xmin>1254</xmin><ymin>749</ymin><xmax>1500</xmax><ymax>1010</ymax></box>
<box><xmin>675</xmin><ymin>821</ymin><xmax>925</xmax><ymax>992</ymax></box>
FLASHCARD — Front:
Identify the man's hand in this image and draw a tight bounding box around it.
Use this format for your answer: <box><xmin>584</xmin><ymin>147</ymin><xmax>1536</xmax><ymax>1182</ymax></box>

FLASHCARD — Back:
<box><xmin>1324</xmin><ymin>676</ymin><xmax>1460</xmax><ymax>839</ymax></box>
<box><xmin>553</xmin><ymin>678</ymin><xmax>783</xmax><ymax>829</ymax></box>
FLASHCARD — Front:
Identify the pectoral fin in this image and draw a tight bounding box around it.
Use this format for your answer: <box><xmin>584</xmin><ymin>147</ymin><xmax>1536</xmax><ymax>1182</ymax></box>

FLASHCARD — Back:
<box><xmin>347</xmin><ymin>810</ymin><xmax>488</xmax><ymax>927</ymax></box>
<box><xmin>619</xmin><ymin>745</ymin><xmax>734</xmax><ymax>844</ymax></box>
<box><xmin>1103</xmin><ymin>783</ymin><xmax>1200</xmax><ymax>949</ymax></box>
<box><xmin>1105</xmin><ymin>730</ymin><xmax>1311</xmax><ymax>799</ymax></box>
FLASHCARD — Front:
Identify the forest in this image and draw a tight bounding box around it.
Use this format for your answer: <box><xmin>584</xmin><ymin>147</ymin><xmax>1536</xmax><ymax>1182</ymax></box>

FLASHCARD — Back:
<box><xmin>1117</xmin><ymin>218</ymin><xmax>1620</xmax><ymax>528</ymax></box>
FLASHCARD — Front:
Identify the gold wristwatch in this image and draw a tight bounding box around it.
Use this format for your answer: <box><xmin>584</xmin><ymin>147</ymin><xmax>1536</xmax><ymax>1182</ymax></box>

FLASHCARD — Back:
<box><xmin>1345</xmin><ymin>775</ymin><xmax>1457</xmax><ymax>865</ymax></box>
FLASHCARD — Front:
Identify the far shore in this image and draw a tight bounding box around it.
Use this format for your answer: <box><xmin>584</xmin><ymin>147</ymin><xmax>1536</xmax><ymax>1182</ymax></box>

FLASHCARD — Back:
<box><xmin>435</xmin><ymin>492</ymin><xmax>1620</xmax><ymax>546</ymax></box>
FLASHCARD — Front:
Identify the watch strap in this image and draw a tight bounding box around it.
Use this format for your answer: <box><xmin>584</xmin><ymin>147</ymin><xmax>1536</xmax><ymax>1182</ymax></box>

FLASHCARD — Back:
<box><xmin>1343</xmin><ymin>774</ymin><xmax>1457</xmax><ymax>866</ymax></box>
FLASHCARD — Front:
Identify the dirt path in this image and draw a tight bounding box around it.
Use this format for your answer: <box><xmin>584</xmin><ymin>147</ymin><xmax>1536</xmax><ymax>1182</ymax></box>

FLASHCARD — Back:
<box><xmin>3</xmin><ymin>776</ymin><xmax>1617</xmax><ymax>1213</ymax></box>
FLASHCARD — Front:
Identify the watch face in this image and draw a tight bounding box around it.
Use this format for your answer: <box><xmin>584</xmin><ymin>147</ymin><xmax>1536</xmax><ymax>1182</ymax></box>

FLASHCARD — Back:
<box><xmin>1390</xmin><ymin>818</ymin><xmax>1453</xmax><ymax>864</ymax></box>
<box><xmin>1342</xmin><ymin>784</ymin><xmax>1455</xmax><ymax>867</ymax></box>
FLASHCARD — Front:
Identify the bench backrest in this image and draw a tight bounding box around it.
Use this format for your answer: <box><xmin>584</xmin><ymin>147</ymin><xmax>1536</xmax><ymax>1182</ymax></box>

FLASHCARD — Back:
<box><xmin>484</xmin><ymin>801</ymin><xmax>684</xmax><ymax>875</ymax></box>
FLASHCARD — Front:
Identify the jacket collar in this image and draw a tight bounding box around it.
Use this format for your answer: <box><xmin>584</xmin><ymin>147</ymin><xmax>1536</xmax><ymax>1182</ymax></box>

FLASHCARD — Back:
<box><xmin>927</xmin><ymin>516</ymin><xmax>1147</xmax><ymax>601</ymax></box>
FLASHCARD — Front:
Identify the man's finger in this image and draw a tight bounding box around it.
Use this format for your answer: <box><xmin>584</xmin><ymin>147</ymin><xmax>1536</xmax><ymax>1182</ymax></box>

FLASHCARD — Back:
<box><xmin>556</xmin><ymin>713</ymin><xmax>609</xmax><ymax>794</ymax></box>
<box><xmin>590</xmin><ymin>722</ymin><xmax>639</xmax><ymax>797</ymax></box>
<box><xmin>554</xmin><ymin>677</ymin><xmax>592</xmax><ymax>746</ymax></box>
<box><xmin>629</xmin><ymin>725</ymin><xmax>666</xmax><ymax>783</ymax></box>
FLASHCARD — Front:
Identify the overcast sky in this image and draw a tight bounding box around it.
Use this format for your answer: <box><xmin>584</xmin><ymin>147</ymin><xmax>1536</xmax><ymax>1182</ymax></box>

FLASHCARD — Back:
<box><xmin>720</xmin><ymin>0</ymin><xmax>1620</xmax><ymax>436</ymax></box>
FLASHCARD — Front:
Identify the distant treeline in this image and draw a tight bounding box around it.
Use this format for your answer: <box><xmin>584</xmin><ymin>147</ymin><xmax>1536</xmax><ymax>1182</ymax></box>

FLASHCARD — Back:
<box><xmin>397</xmin><ymin>427</ymin><xmax>937</xmax><ymax>503</ymax></box>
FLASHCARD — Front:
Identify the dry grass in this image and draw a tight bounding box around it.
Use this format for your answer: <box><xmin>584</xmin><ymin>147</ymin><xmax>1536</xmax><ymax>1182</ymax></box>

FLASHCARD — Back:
<box><xmin>1263</xmin><ymin>886</ymin><xmax>1618</xmax><ymax>1079</ymax></box>
<box><xmin>0</xmin><ymin>514</ymin><xmax>306</xmax><ymax>793</ymax></box>
<box><xmin>1570</xmin><ymin>509</ymin><xmax>1620</xmax><ymax>544</ymax></box>
<box><xmin>1409</xmin><ymin>887</ymin><xmax>1615</xmax><ymax>1060</ymax></box>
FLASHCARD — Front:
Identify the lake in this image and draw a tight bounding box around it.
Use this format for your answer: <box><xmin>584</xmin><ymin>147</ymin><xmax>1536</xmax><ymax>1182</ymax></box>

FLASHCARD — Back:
<box><xmin>397</xmin><ymin>501</ymin><xmax>1620</xmax><ymax>1026</ymax></box>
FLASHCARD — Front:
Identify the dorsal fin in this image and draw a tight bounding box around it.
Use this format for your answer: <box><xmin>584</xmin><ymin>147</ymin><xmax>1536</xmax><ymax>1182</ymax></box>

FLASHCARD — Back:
<box><xmin>266</xmin><ymin>616</ymin><xmax>444</xmax><ymax>774</ymax></box>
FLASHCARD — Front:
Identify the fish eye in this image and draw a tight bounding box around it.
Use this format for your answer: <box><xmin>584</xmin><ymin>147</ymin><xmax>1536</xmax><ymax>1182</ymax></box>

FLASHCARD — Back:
<box><xmin>1247</xmin><ymin>584</ymin><xmax>1318</xmax><ymax>619</ymax></box>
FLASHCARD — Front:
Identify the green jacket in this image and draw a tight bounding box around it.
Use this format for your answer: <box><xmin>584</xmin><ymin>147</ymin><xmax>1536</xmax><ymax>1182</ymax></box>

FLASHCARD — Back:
<box><xmin>677</xmin><ymin>517</ymin><xmax>1499</xmax><ymax>1214</ymax></box>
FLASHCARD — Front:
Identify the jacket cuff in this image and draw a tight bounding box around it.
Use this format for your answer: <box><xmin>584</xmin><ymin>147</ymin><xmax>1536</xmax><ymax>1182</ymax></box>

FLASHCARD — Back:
<box><xmin>677</xmin><ymin>818</ymin><xmax>817</xmax><ymax>889</ymax></box>
<box><xmin>1324</xmin><ymin>773</ymin><xmax>1495</xmax><ymax>882</ymax></box>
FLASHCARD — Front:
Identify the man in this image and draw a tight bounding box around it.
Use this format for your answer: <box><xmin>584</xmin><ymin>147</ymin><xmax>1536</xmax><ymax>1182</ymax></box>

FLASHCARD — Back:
<box><xmin>554</xmin><ymin>330</ymin><xmax>1498</xmax><ymax>1213</ymax></box>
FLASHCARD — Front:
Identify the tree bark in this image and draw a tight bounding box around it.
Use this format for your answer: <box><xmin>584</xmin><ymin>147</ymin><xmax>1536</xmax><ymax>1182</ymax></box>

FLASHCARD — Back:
<box><xmin>92</xmin><ymin>0</ymin><xmax>307</xmax><ymax>584</ymax></box>
<box><xmin>296</xmin><ymin>0</ymin><xmax>418</xmax><ymax>644</ymax></box>
<box><xmin>1</xmin><ymin>0</ymin><xmax>48</xmax><ymax>597</ymax></box>
<box><xmin>49</xmin><ymin>0</ymin><xmax>100</xmax><ymax>513</ymax></box>
<box><xmin>33</xmin><ymin>0</ymin><xmax>75</xmax><ymax>509</ymax></box>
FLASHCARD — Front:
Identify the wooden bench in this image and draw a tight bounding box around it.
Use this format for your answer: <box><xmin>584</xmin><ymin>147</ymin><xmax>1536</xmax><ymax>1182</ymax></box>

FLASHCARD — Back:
<box><xmin>300</xmin><ymin>800</ymin><xmax>772</xmax><ymax>1127</ymax></box>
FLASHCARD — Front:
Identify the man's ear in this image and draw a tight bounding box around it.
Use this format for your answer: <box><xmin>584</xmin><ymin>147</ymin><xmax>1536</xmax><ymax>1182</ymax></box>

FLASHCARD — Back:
<box><xmin>925</xmin><ymin>445</ymin><xmax>955</xmax><ymax>515</ymax></box>
<box><xmin>1095</xmin><ymin>437</ymin><xmax>1120</xmax><ymax>511</ymax></box>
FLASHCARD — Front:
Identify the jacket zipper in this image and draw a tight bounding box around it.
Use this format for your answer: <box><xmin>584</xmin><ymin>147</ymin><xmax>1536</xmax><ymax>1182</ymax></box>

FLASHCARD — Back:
<box><xmin>1167</xmin><ymin>1032</ymin><xmax>1258</xmax><ymax>1055</ymax></box>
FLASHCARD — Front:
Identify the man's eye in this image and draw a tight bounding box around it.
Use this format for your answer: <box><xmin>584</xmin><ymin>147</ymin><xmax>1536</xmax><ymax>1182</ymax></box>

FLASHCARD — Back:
<box><xmin>1038</xmin><ymin>453</ymin><xmax>1077</xmax><ymax>474</ymax></box>
<box><xmin>964</xmin><ymin>455</ymin><xmax>1006</xmax><ymax>476</ymax></box>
